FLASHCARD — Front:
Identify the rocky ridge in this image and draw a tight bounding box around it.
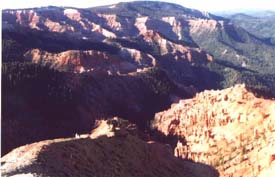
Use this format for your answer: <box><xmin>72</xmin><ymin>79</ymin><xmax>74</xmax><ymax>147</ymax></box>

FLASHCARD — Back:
<box><xmin>24</xmin><ymin>48</ymin><xmax>156</xmax><ymax>73</ymax></box>
<box><xmin>153</xmin><ymin>84</ymin><xmax>275</xmax><ymax>176</ymax></box>
<box><xmin>1</xmin><ymin>118</ymin><xmax>219</xmax><ymax>177</ymax></box>
<box><xmin>2</xmin><ymin>4</ymin><xmax>214</xmax><ymax>73</ymax></box>
<box><xmin>3</xmin><ymin>2</ymin><xmax>275</xmax><ymax>73</ymax></box>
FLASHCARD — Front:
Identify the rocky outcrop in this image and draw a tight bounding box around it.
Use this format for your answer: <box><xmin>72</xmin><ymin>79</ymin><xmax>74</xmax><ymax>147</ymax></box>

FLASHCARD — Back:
<box><xmin>89</xmin><ymin>117</ymin><xmax>141</xmax><ymax>139</ymax></box>
<box><xmin>23</xmin><ymin>48</ymin><xmax>156</xmax><ymax>73</ymax></box>
<box><xmin>152</xmin><ymin>84</ymin><xmax>275</xmax><ymax>176</ymax></box>
<box><xmin>188</xmin><ymin>19</ymin><xmax>224</xmax><ymax>34</ymax></box>
<box><xmin>1</xmin><ymin>118</ymin><xmax>219</xmax><ymax>177</ymax></box>
<box><xmin>98</xmin><ymin>14</ymin><xmax>122</xmax><ymax>31</ymax></box>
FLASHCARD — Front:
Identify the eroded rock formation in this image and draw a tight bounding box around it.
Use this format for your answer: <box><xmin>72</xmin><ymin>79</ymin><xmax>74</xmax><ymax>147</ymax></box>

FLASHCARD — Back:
<box><xmin>153</xmin><ymin>84</ymin><xmax>275</xmax><ymax>176</ymax></box>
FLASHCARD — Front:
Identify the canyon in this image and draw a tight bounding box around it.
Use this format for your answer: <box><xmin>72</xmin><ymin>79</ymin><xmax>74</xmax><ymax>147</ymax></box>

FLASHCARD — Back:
<box><xmin>1</xmin><ymin>1</ymin><xmax>275</xmax><ymax>177</ymax></box>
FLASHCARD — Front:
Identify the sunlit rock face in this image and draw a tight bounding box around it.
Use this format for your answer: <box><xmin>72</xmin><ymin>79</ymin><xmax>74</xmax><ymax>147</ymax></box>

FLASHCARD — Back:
<box><xmin>188</xmin><ymin>19</ymin><xmax>223</xmax><ymax>34</ymax></box>
<box><xmin>98</xmin><ymin>14</ymin><xmax>122</xmax><ymax>31</ymax></box>
<box><xmin>23</xmin><ymin>48</ymin><xmax>156</xmax><ymax>74</ymax></box>
<box><xmin>23</xmin><ymin>49</ymin><xmax>133</xmax><ymax>73</ymax></box>
<box><xmin>153</xmin><ymin>84</ymin><xmax>275</xmax><ymax>177</ymax></box>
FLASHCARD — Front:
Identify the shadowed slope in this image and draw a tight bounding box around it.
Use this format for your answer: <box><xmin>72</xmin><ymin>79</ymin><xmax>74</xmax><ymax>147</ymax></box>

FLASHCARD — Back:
<box><xmin>1</xmin><ymin>118</ymin><xmax>219</xmax><ymax>177</ymax></box>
